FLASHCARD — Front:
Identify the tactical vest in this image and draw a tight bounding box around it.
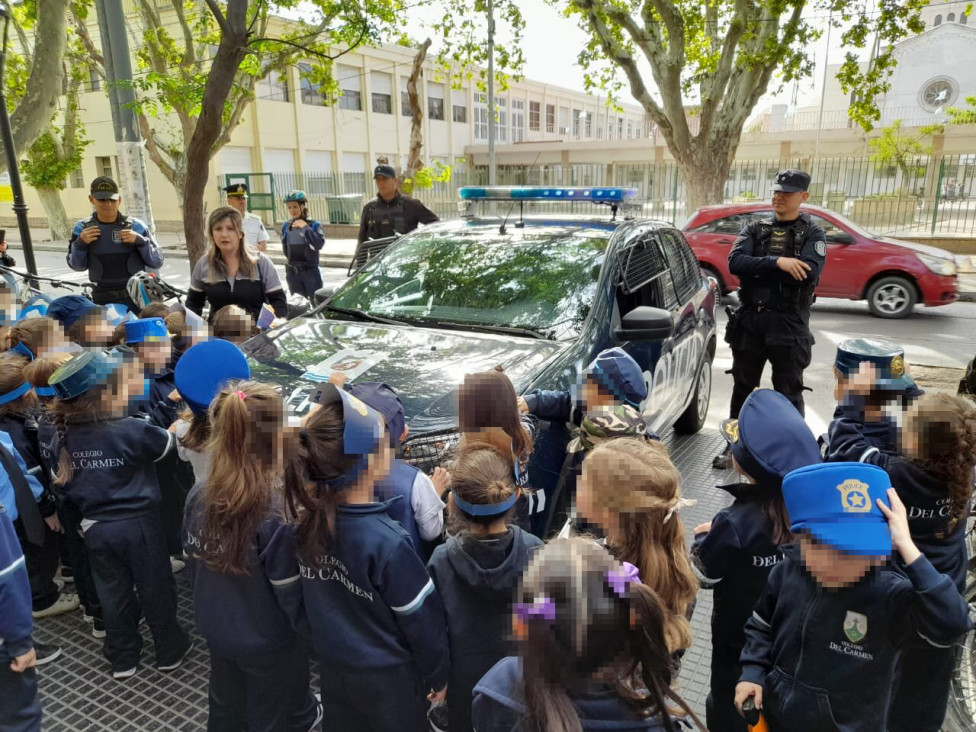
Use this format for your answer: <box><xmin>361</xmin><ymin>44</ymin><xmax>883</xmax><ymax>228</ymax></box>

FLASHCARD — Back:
<box><xmin>284</xmin><ymin>219</ymin><xmax>316</xmax><ymax>266</ymax></box>
<box><xmin>86</xmin><ymin>215</ymin><xmax>138</xmax><ymax>288</ymax></box>
<box><xmin>365</xmin><ymin>197</ymin><xmax>407</xmax><ymax>240</ymax></box>
<box><xmin>739</xmin><ymin>218</ymin><xmax>817</xmax><ymax>311</ymax></box>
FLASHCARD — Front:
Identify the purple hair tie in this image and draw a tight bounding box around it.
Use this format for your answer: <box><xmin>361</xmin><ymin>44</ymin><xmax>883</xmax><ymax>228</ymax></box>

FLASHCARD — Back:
<box><xmin>514</xmin><ymin>596</ymin><xmax>556</xmax><ymax>623</ymax></box>
<box><xmin>606</xmin><ymin>561</ymin><xmax>641</xmax><ymax>597</ymax></box>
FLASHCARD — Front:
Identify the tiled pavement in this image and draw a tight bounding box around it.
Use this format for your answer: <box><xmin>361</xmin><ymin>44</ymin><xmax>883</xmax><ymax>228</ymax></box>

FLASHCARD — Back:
<box><xmin>33</xmin><ymin>428</ymin><xmax>735</xmax><ymax>730</ymax></box>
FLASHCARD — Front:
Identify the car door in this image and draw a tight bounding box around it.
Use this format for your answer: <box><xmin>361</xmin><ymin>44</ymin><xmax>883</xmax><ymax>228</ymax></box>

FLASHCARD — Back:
<box><xmin>805</xmin><ymin>213</ymin><xmax>861</xmax><ymax>298</ymax></box>
<box><xmin>686</xmin><ymin>213</ymin><xmax>750</xmax><ymax>290</ymax></box>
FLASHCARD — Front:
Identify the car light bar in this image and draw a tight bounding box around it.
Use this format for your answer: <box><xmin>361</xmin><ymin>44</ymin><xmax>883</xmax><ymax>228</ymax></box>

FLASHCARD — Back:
<box><xmin>458</xmin><ymin>186</ymin><xmax>637</xmax><ymax>203</ymax></box>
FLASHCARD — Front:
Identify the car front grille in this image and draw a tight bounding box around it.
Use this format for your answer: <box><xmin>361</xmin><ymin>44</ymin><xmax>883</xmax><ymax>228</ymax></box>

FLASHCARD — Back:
<box><xmin>401</xmin><ymin>429</ymin><xmax>460</xmax><ymax>473</ymax></box>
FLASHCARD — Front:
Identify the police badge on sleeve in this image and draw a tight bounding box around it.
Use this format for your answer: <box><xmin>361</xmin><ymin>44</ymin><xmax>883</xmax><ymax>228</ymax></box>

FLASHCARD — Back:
<box><xmin>815</xmin><ymin>239</ymin><xmax>827</xmax><ymax>257</ymax></box>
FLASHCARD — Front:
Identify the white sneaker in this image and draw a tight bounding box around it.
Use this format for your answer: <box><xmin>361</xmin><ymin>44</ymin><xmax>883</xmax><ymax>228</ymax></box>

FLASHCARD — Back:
<box><xmin>32</xmin><ymin>593</ymin><xmax>80</xmax><ymax>619</ymax></box>
<box><xmin>112</xmin><ymin>666</ymin><xmax>137</xmax><ymax>680</ymax></box>
<box><xmin>91</xmin><ymin>618</ymin><xmax>106</xmax><ymax>639</ymax></box>
<box><xmin>170</xmin><ymin>557</ymin><xmax>186</xmax><ymax>574</ymax></box>
<box><xmin>54</xmin><ymin>578</ymin><xmax>65</xmax><ymax>592</ymax></box>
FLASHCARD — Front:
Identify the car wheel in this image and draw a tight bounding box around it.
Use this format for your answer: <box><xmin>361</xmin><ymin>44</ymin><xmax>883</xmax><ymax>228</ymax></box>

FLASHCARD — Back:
<box><xmin>867</xmin><ymin>276</ymin><xmax>917</xmax><ymax>319</ymax></box>
<box><xmin>674</xmin><ymin>355</ymin><xmax>712</xmax><ymax>434</ymax></box>
<box><xmin>701</xmin><ymin>265</ymin><xmax>725</xmax><ymax>295</ymax></box>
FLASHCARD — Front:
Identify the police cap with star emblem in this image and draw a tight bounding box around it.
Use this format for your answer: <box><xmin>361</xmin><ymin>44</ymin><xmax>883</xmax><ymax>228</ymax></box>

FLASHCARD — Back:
<box><xmin>834</xmin><ymin>337</ymin><xmax>916</xmax><ymax>392</ymax></box>
<box><xmin>772</xmin><ymin>169</ymin><xmax>811</xmax><ymax>193</ymax></box>
<box><xmin>719</xmin><ymin>389</ymin><xmax>821</xmax><ymax>488</ymax></box>
<box><xmin>783</xmin><ymin>462</ymin><xmax>892</xmax><ymax>556</ymax></box>
<box><xmin>90</xmin><ymin>176</ymin><xmax>121</xmax><ymax>201</ymax></box>
<box><xmin>224</xmin><ymin>183</ymin><xmax>248</xmax><ymax>197</ymax></box>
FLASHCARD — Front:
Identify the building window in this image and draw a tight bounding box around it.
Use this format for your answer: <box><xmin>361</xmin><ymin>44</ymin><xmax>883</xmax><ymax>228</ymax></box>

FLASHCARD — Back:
<box><xmin>585</xmin><ymin>113</ymin><xmax>592</xmax><ymax>137</ymax></box>
<box><xmin>962</xmin><ymin>13</ymin><xmax>968</xmax><ymax>24</ymax></box>
<box><xmin>257</xmin><ymin>68</ymin><xmax>289</xmax><ymax>102</ymax></box>
<box><xmin>474</xmin><ymin>93</ymin><xmax>489</xmax><ymax>141</ymax></box>
<box><xmin>545</xmin><ymin>104</ymin><xmax>555</xmax><ymax>133</ymax></box>
<box><xmin>529</xmin><ymin>101</ymin><xmax>540</xmax><ymax>131</ymax></box>
<box><xmin>428</xmin><ymin>82</ymin><xmax>445</xmax><ymax>120</ymax></box>
<box><xmin>947</xmin><ymin>13</ymin><xmax>955</xmax><ymax>22</ymax></box>
<box><xmin>95</xmin><ymin>156</ymin><xmax>114</xmax><ymax>179</ymax></box>
<box><xmin>512</xmin><ymin>100</ymin><xmax>525</xmax><ymax>142</ymax></box>
<box><xmin>337</xmin><ymin>65</ymin><xmax>362</xmax><ymax>111</ymax></box>
<box><xmin>934</xmin><ymin>14</ymin><xmax>942</xmax><ymax>26</ymax></box>
<box><xmin>70</xmin><ymin>167</ymin><xmax>85</xmax><ymax>189</ymax></box>
<box><xmin>618</xmin><ymin>118</ymin><xmax>624</xmax><ymax>139</ymax></box>
<box><xmin>572</xmin><ymin>108</ymin><xmax>582</xmax><ymax>136</ymax></box>
<box><xmin>453</xmin><ymin>103</ymin><xmax>467</xmax><ymax>123</ymax></box>
<box><xmin>400</xmin><ymin>77</ymin><xmax>412</xmax><ymax>117</ymax></box>
<box><xmin>371</xmin><ymin>72</ymin><xmax>393</xmax><ymax>114</ymax></box>
<box><xmin>89</xmin><ymin>68</ymin><xmax>101</xmax><ymax>92</ymax></box>
<box><xmin>298</xmin><ymin>63</ymin><xmax>327</xmax><ymax>106</ymax></box>
<box><xmin>627</xmin><ymin>121</ymin><xmax>633</xmax><ymax>139</ymax></box>
<box><xmin>495</xmin><ymin>97</ymin><xmax>508</xmax><ymax>142</ymax></box>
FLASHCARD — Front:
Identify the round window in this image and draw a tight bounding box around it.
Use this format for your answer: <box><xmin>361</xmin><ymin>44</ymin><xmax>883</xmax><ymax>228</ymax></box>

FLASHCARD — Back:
<box><xmin>919</xmin><ymin>77</ymin><xmax>959</xmax><ymax>111</ymax></box>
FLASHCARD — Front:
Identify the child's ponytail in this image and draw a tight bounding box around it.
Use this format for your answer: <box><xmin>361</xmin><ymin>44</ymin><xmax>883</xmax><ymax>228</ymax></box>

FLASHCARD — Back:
<box><xmin>284</xmin><ymin>401</ymin><xmax>356</xmax><ymax>563</ymax></box>
<box><xmin>54</xmin><ymin>410</ymin><xmax>73</xmax><ymax>487</ymax></box>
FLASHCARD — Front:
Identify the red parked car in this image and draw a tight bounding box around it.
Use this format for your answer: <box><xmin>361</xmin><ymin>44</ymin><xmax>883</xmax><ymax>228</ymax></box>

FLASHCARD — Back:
<box><xmin>682</xmin><ymin>203</ymin><xmax>959</xmax><ymax>319</ymax></box>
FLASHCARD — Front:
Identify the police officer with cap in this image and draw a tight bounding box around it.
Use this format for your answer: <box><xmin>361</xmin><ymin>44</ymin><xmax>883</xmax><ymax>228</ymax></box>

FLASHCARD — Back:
<box><xmin>714</xmin><ymin>169</ymin><xmax>827</xmax><ymax>469</ymax></box>
<box><xmin>223</xmin><ymin>183</ymin><xmax>270</xmax><ymax>253</ymax></box>
<box><xmin>67</xmin><ymin>177</ymin><xmax>164</xmax><ymax>313</ymax></box>
<box><xmin>357</xmin><ymin>163</ymin><xmax>439</xmax><ymax>244</ymax></box>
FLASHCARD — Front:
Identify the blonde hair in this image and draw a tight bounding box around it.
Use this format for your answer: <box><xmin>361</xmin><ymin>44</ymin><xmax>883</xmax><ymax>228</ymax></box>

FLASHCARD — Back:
<box><xmin>206</xmin><ymin>207</ymin><xmax>258</xmax><ymax>284</ymax></box>
<box><xmin>582</xmin><ymin>438</ymin><xmax>697</xmax><ymax>652</ymax></box>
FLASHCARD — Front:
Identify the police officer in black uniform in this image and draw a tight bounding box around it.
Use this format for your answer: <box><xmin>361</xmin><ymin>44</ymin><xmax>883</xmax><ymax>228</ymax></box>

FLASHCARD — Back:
<box><xmin>357</xmin><ymin>164</ymin><xmax>439</xmax><ymax>244</ymax></box>
<box><xmin>67</xmin><ymin>177</ymin><xmax>164</xmax><ymax>313</ymax></box>
<box><xmin>713</xmin><ymin>170</ymin><xmax>827</xmax><ymax>469</ymax></box>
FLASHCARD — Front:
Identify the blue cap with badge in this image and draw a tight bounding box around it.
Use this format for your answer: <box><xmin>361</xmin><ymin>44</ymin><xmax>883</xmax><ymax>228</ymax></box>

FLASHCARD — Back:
<box><xmin>720</xmin><ymin>389</ymin><xmax>821</xmax><ymax>487</ymax></box>
<box><xmin>49</xmin><ymin>348</ymin><xmax>128</xmax><ymax>401</ymax></box>
<box><xmin>175</xmin><ymin>339</ymin><xmax>250</xmax><ymax>415</ymax></box>
<box><xmin>834</xmin><ymin>337</ymin><xmax>916</xmax><ymax>392</ymax></box>
<box><xmin>124</xmin><ymin>317</ymin><xmax>169</xmax><ymax>344</ymax></box>
<box><xmin>585</xmin><ymin>347</ymin><xmax>648</xmax><ymax>408</ymax></box>
<box><xmin>307</xmin><ymin>383</ymin><xmax>384</xmax><ymax>491</ymax></box>
<box><xmin>782</xmin><ymin>462</ymin><xmax>892</xmax><ymax>556</ymax></box>
<box><xmin>345</xmin><ymin>382</ymin><xmax>405</xmax><ymax>449</ymax></box>
<box><xmin>47</xmin><ymin>295</ymin><xmax>104</xmax><ymax>329</ymax></box>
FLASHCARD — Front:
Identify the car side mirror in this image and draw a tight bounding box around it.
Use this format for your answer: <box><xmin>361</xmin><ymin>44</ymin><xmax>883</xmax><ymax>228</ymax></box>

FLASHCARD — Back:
<box><xmin>314</xmin><ymin>284</ymin><xmax>338</xmax><ymax>304</ymax></box>
<box><xmin>614</xmin><ymin>306</ymin><xmax>674</xmax><ymax>342</ymax></box>
<box><xmin>827</xmin><ymin>232</ymin><xmax>854</xmax><ymax>244</ymax></box>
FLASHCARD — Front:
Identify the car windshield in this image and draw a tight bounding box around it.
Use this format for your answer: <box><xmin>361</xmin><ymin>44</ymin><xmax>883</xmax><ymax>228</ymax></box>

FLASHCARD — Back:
<box><xmin>329</xmin><ymin>227</ymin><xmax>610</xmax><ymax>340</ymax></box>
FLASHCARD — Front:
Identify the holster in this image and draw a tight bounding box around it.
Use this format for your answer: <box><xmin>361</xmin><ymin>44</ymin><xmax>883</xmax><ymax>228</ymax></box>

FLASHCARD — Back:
<box><xmin>723</xmin><ymin>305</ymin><xmax>740</xmax><ymax>346</ymax></box>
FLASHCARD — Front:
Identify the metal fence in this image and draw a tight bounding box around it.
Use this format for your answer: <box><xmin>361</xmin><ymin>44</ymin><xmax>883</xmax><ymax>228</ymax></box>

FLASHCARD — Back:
<box><xmin>259</xmin><ymin>153</ymin><xmax>976</xmax><ymax>236</ymax></box>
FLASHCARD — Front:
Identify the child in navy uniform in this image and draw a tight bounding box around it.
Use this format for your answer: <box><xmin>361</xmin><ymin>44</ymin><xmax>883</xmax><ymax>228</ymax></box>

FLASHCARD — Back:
<box><xmin>49</xmin><ymin>348</ymin><xmax>191</xmax><ymax>679</ymax></box>
<box><xmin>827</xmin><ymin>358</ymin><xmax>976</xmax><ymax>732</ymax></box>
<box><xmin>183</xmin><ymin>380</ymin><xmax>320</xmax><ymax>732</ymax></box>
<box><xmin>124</xmin><ymin>317</ymin><xmax>181</xmax><ymax>429</ymax></box>
<box><xmin>427</xmin><ymin>446</ymin><xmax>542</xmax><ymax>732</ymax></box>
<box><xmin>268</xmin><ymin>384</ymin><xmax>449</xmax><ymax>732</ymax></box>
<box><xmin>280</xmin><ymin>190</ymin><xmax>325</xmax><ymax>300</ymax></box>
<box><xmin>691</xmin><ymin>388</ymin><xmax>822</xmax><ymax>732</ymax></box>
<box><xmin>336</xmin><ymin>376</ymin><xmax>445</xmax><ymax>557</ymax></box>
<box><xmin>0</xmin><ymin>502</ymin><xmax>42</xmax><ymax>731</ymax></box>
<box><xmin>473</xmin><ymin>537</ymin><xmax>704</xmax><ymax>731</ymax></box>
<box><xmin>47</xmin><ymin>295</ymin><xmax>117</xmax><ymax>348</ymax></box>
<box><xmin>735</xmin><ymin>462</ymin><xmax>971</xmax><ymax>732</ymax></box>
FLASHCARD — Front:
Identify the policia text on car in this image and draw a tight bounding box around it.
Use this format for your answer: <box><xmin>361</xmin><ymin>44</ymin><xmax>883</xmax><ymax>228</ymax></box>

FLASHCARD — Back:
<box><xmin>714</xmin><ymin>170</ymin><xmax>827</xmax><ymax>469</ymax></box>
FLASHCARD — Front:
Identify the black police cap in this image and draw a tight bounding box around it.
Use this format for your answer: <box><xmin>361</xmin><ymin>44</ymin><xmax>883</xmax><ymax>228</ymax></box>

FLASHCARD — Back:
<box><xmin>224</xmin><ymin>183</ymin><xmax>248</xmax><ymax>197</ymax></box>
<box><xmin>90</xmin><ymin>176</ymin><xmax>120</xmax><ymax>200</ymax></box>
<box><xmin>772</xmin><ymin>169</ymin><xmax>811</xmax><ymax>193</ymax></box>
<box><xmin>373</xmin><ymin>164</ymin><xmax>396</xmax><ymax>179</ymax></box>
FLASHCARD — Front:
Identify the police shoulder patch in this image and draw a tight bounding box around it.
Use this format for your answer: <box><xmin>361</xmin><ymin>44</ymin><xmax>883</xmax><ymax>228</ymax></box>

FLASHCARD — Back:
<box><xmin>815</xmin><ymin>239</ymin><xmax>827</xmax><ymax>257</ymax></box>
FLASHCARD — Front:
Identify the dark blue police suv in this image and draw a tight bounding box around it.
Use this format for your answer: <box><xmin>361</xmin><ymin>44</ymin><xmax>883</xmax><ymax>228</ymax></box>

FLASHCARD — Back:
<box><xmin>244</xmin><ymin>187</ymin><xmax>718</xmax><ymax>536</ymax></box>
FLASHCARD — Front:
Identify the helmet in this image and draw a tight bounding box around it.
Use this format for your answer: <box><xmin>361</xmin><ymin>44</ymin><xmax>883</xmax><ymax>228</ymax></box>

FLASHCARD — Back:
<box><xmin>127</xmin><ymin>272</ymin><xmax>167</xmax><ymax>310</ymax></box>
<box><xmin>283</xmin><ymin>190</ymin><xmax>308</xmax><ymax>204</ymax></box>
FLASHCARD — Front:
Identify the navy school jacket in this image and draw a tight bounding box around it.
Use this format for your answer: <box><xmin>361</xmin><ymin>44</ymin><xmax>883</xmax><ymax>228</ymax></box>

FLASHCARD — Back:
<box><xmin>183</xmin><ymin>485</ymin><xmax>301</xmax><ymax>663</ymax></box>
<box><xmin>53</xmin><ymin>417</ymin><xmax>175</xmax><ymax>522</ymax></box>
<box><xmin>738</xmin><ymin>545</ymin><xmax>970</xmax><ymax>732</ymax></box>
<box><xmin>473</xmin><ymin>656</ymin><xmax>691</xmax><ymax>732</ymax></box>
<box><xmin>827</xmin><ymin>402</ymin><xmax>967</xmax><ymax>590</ymax></box>
<box><xmin>691</xmin><ymin>485</ymin><xmax>785</xmax><ymax>662</ymax></box>
<box><xmin>427</xmin><ymin>526</ymin><xmax>542</xmax><ymax>732</ymax></box>
<box><xmin>374</xmin><ymin>459</ymin><xmax>424</xmax><ymax>555</ymax></box>
<box><xmin>265</xmin><ymin>497</ymin><xmax>449</xmax><ymax>692</ymax></box>
<box><xmin>143</xmin><ymin>368</ymin><xmax>181</xmax><ymax>429</ymax></box>
<box><xmin>0</xmin><ymin>504</ymin><xmax>33</xmax><ymax>659</ymax></box>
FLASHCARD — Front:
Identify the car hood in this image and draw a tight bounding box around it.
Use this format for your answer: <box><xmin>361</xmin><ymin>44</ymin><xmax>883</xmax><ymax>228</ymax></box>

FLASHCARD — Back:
<box><xmin>243</xmin><ymin>317</ymin><xmax>568</xmax><ymax>429</ymax></box>
<box><xmin>874</xmin><ymin>236</ymin><xmax>955</xmax><ymax>260</ymax></box>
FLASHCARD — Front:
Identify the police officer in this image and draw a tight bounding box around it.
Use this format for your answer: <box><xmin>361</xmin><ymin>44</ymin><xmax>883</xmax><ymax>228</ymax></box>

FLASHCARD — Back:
<box><xmin>67</xmin><ymin>177</ymin><xmax>164</xmax><ymax>313</ymax></box>
<box><xmin>223</xmin><ymin>183</ymin><xmax>269</xmax><ymax>252</ymax></box>
<box><xmin>281</xmin><ymin>190</ymin><xmax>325</xmax><ymax>301</ymax></box>
<box><xmin>713</xmin><ymin>169</ymin><xmax>827</xmax><ymax>469</ymax></box>
<box><xmin>357</xmin><ymin>164</ymin><xmax>439</xmax><ymax>244</ymax></box>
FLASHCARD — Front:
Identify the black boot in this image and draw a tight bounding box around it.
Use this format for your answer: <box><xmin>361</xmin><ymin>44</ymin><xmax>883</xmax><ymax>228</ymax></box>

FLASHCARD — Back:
<box><xmin>712</xmin><ymin>443</ymin><xmax>733</xmax><ymax>470</ymax></box>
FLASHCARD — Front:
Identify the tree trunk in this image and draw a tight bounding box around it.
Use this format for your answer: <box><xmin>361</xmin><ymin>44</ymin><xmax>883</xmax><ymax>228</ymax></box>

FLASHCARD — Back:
<box><xmin>403</xmin><ymin>38</ymin><xmax>432</xmax><ymax>193</ymax></box>
<box><xmin>36</xmin><ymin>186</ymin><xmax>71</xmax><ymax>240</ymax></box>
<box><xmin>676</xmin><ymin>142</ymin><xmax>735</xmax><ymax>217</ymax></box>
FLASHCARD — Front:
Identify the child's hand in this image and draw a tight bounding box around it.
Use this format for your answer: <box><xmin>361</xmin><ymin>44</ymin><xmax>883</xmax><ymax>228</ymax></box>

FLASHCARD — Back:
<box><xmin>10</xmin><ymin>648</ymin><xmax>36</xmax><ymax>672</ymax></box>
<box><xmin>329</xmin><ymin>372</ymin><xmax>349</xmax><ymax>388</ymax></box>
<box><xmin>44</xmin><ymin>513</ymin><xmax>63</xmax><ymax>534</ymax></box>
<box><xmin>167</xmin><ymin>389</ymin><xmax>181</xmax><ymax>402</ymax></box>
<box><xmin>734</xmin><ymin>682</ymin><xmax>763</xmax><ymax>716</ymax></box>
<box><xmin>427</xmin><ymin>685</ymin><xmax>447</xmax><ymax>703</ymax></box>
<box><xmin>292</xmin><ymin>219</ymin><xmax>308</xmax><ymax>229</ymax></box>
<box><xmin>431</xmin><ymin>467</ymin><xmax>451</xmax><ymax>494</ymax></box>
<box><xmin>877</xmin><ymin>487</ymin><xmax>921</xmax><ymax>565</ymax></box>
<box><xmin>694</xmin><ymin>521</ymin><xmax>712</xmax><ymax>535</ymax></box>
<box><xmin>517</xmin><ymin>396</ymin><xmax>529</xmax><ymax>414</ymax></box>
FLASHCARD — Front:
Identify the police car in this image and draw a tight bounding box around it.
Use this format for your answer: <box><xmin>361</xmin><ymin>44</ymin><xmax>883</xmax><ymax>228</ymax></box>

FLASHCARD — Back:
<box><xmin>244</xmin><ymin>187</ymin><xmax>718</xmax><ymax>534</ymax></box>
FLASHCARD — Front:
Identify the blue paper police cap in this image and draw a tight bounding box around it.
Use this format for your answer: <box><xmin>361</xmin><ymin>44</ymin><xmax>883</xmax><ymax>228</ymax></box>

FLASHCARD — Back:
<box><xmin>345</xmin><ymin>382</ymin><xmax>405</xmax><ymax>449</ymax></box>
<box><xmin>834</xmin><ymin>338</ymin><xmax>915</xmax><ymax>392</ymax></box>
<box><xmin>18</xmin><ymin>294</ymin><xmax>53</xmax><ymax>320</ymax></box>
<box><xmin>308</xmin><ymin>383</ymin><xmax>384</xmax><ymax>491</ymax></box>
<box><xmin>49</xmin><ymin>349</ymin><xmax>126</xmax><ymax>401</ymax></box>
<box><xmin>585</xmin><ymin>347</ymin><xmax>648</xmax><ymax>407</ymax></box>
<box><xmin>175</xmin><ymin>339</ymin><xmax>250</xmax><ymax>415</ymax></box>
<box><xmin>720</xmin><ymin>389</ymin><xmax>821</xmax><ymax>487</ymax></box>
<box><xmin>124</xmin><ymin>317</ymin><xmax>169</xmax><ymax>344</ymax></box>
<box><xmin>47</xmin><ymin>295</ymin><xmax>103</xmax><ymax>329</ymax></box>
<box><xmin>782</xmin><ymin>462</ymin><xmax>892</xmax><ymax>556</ymax></box>
<box><xmin>103</xmin><ymin>303</ymin><xmax>131</xmax><ymax>327</ymax></box>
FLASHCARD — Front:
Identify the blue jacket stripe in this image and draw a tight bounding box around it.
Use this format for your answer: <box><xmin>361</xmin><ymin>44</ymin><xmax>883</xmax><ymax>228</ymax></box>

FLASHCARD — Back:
<box><xmin>391</xmin><ymin>578</ymin><xmax>435</xmax><ymax>615</ymax></box>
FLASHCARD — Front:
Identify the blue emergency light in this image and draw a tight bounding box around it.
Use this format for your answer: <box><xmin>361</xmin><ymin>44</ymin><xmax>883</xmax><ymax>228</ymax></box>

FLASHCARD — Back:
<box><xmin>458</xmin><ymin>186</ymin><xmax>637</xmax><ymax>203</ymax></box>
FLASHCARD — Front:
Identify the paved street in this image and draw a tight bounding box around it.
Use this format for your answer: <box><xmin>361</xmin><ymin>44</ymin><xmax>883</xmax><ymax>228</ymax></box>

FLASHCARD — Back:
<box><xmin>21</xmin><ymin>249</ymin><xmax>976</xmax><ymax>728</ymax></box>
